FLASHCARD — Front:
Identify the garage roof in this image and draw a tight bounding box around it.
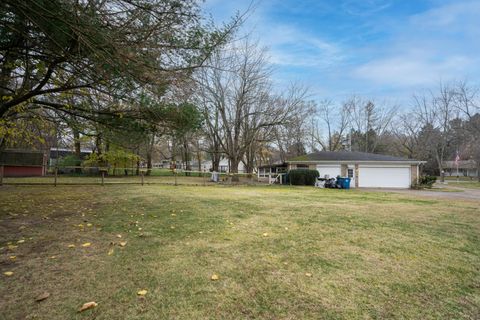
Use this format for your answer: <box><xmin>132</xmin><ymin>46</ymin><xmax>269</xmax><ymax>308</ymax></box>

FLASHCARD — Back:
<box><xmin>288</xmin><ymin>151</ymin><xmax>417</xmax><ymax>162</ymax></box>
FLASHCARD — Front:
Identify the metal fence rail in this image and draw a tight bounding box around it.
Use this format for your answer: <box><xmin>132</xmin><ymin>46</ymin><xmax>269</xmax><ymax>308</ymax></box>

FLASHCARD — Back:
<box><xmin>0</xmin><ymin>165</ymin><xmax>261</xmax><ymax>187</ymax></box>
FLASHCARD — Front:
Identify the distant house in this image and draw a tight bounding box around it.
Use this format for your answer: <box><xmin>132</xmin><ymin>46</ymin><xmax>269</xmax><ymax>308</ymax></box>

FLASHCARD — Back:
<box><xmin>442</xmin><ymin>160</ymin><xmax>478</xmax><ymax>177</ymax></box>
<box><xmin>287</xmin><ymin>151</ymin><xmax>424</xmax><ymax>188</ymax></box>
<box><xmin>0</xmin><ymin>149</ymin><xmax>47</xmax><ymax>177</ymax></box>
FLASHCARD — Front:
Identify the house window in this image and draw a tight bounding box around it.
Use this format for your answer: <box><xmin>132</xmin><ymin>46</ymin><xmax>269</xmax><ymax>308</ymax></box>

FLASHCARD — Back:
<box><xmin>347</xmin><ymin>168</ymin><xmax>354</xmax><ymax>178</ymax></box>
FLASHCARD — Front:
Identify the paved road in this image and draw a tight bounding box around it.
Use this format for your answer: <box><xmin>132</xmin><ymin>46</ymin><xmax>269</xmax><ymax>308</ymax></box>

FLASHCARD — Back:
<box><xmin>363</xmin><ymin>184</ymin><xmax>480</xmax><ymax>202</ymax></box>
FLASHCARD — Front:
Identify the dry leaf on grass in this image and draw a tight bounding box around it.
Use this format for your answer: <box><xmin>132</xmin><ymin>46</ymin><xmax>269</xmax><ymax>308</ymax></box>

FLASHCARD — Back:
<box><xmin>211</xmin><ymin>274</ymin><xmax>219</xmax><ymax>281</ymax></box>
<box><xmin>81</xmin><ymin>242</ymin><xmax>91</xmax><ymax>247</ymax></box>
<box><xmin>262</xmin><ymin>233</ymin><xmax>269</xmax><ymax>237</ymax></box>
<box><xmin>17</xmin><ymin>239</ymin><xmax>25</xmax><ymax>244</ymax></box>
<box><xmin>4</xmin><ymin>271</ymin><xmax>13</xmax><ymax>277</ymax></box>
<box><xmin>116</xmin><ymin>234</ymin><xmax>122</xmax><ymax>238</ymax></box>
<box><xmin>35</xmin><ymin>292</ymin><xmax>50</xmax><ymax>302</ymax></box>
<box><xmin>305</xmin><ymin>273</ymin><xmax>312</xmax><ymax>277</ymax></box>
<box><xmin>68</xmin><ymin>244</ymin><xmax>75</xmax><ymax>248</ymax></box>
<box><xmin>119</xmin><ymin>241</ymin><xmax>127</xmax><ymax>247</ymax></box>
<box><xmin>78</xmin><ymin>301</ymin><xmax>97</xmax><ymax>312</ymax></box>
<box><xmin>108</xmin><ymin>248</ymin><xmax>114</xmax><ymax>256</ymax></box>
<box><xmin>137</xmin><ymin>290</ymin><xmax>147</xmax><ymax>296</ymax></box>
<box><xmin>9</xmin><ymin>256</ymin><xmax>16</xmax><ymax>260</ymax></box>
<box><xmin>86</xmin><ymin>223</ymin><xmax>92</xmax><ymax>227</ymax></box>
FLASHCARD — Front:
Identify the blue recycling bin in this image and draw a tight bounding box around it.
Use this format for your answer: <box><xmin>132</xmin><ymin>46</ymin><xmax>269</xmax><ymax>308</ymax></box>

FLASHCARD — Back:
<box><xmin>342</xmin><ymin>177</ymin><xmax>351</xmax><ymax>189</ymax></box>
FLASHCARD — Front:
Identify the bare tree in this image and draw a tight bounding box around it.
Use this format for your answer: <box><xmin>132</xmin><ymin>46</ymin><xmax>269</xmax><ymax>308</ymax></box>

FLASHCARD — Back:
<box><xmin>310</xmin><ymin>100</ymin><xmax>351</xmax><ymax>151</ymax></box>
<box><xmin>196</xmin><ymin>40</ymin><xmax>302</xmax><ymax>176</ymax></box>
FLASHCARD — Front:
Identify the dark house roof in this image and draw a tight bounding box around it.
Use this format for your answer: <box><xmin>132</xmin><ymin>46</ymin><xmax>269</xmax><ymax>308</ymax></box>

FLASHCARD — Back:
<box><xmin>288</xmin><ymin>151</ymin><xmax>418</xmax><ymax>162</ymax></box>
<box><xmin>258</xmin><ymin>162</ymin><xmax>287</xmax><ymax>169</ymax></box>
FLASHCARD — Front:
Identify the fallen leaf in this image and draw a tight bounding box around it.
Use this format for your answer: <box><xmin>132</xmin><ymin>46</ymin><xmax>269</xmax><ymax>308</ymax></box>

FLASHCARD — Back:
<box><xmin>4</xmin><ymin>271</ymin><xmax>13</xmax><ymax>277</ymax></box>
<box><xmin>137</xmin><ymin>289</ymin><xmax>148</xmax><ymax>296</ymax></box>
<box><xmin>50</xmin><ymin>256</ymin><xmax>57</xmax><ymax>259</ymax></box>
<box><xmin>119</xmin><ymin>241</ymin><xmax>127</xmax><ymax>247</ymax></box>
<box><xmin>284</xmin><ymin>227</ymin><xmax>289</xmax><ymax>231</ymax></box>
<box><xmin>7</xmin><ymin>245</ymin><xmax>18</xmax><ymax>250</ymax></box>
<box><xmin>86</xmin><ymin>223</ymin><xmax>93</xmax><ymax>227</ymax></box>
<box><xmin>211</xmin><ymin>274</ymin><xmax>219</xmax><ymax>281</ymax></box>
<box><xmin>17</xmin><ymin>239</ymin><xmax>25</xmax><ymax>244</ymax></box>
<box><xmin>305</xmin><ymin>273</ymin><xmax>312</xmax><ymax>277</ymax></box>
<box><xmin>9</xmin><ymin>256</ymin><xmax>16</xmax><ymax>260</ymax></box>
<box><xmin>35</xmin><ymin>292</ymin><xmax>50</xmax><ymax>302</ymax></box>
<box><xmin>78</xmin><ymin>224</ymin><xmax>84</xmax><ymax>228</ymax></box>
<box><xmin>81</xmin><ymin>242</ymin><xmax>91</xmax><ymax>247</ymax></box>
<box><xmin>116</xmin><ymin>234</ymin><xmax>122</xmax><ymax>238</ymax></box>
<box><xmin>171</xmin><ymin>213</ymin><xmax>176</xmax><ymax>216</ymax></box>
<box><xmin>68</xmin><ymin>244</ymin><xmax>75</xmax><ymax>248</ymax></box>
<box><xmin>262</xmin><ymin>233</ymin><xmax>269</xmax><ymax>237</ymax></box>
<box><xmin>78</xmin><ymin>301</ymin><xmax>97</xmax><ymax>312</ymax></box>
<box><xmin>108</xmin><ymin>248</ymin><xmax>114</xmax><ymax>256</ymax></box>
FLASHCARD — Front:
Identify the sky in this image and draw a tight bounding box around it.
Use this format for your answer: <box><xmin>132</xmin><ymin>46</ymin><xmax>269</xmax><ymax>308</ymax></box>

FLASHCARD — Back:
<box><xmin>202</xmin><ymin>0</ymin><xmax>480</xmax><ymax>106</ymax></box>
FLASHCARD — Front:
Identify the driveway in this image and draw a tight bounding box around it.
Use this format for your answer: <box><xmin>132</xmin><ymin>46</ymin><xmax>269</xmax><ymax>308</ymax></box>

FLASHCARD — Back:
<box><xmin>363</xmin><ymin>184</ymin><xmax>480</xmax><ymax>202</ymax></box>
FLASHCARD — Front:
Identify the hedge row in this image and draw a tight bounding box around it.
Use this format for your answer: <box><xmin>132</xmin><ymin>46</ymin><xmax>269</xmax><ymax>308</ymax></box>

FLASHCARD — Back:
<box><xmin>288</xmin><ymin>169</ymin><xmax>319</xmax><ymax>186</ymax></box>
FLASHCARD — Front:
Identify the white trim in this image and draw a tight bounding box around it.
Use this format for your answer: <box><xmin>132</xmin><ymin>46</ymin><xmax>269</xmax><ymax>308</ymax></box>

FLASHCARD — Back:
<box><xmin>288</xmin><ymin>160</ymin><xmax>425</xmax><ymax>165</ymax></box>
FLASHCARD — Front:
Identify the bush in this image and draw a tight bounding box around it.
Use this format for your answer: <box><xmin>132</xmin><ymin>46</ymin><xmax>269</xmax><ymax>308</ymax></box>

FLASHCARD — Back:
<box><xmin>288</xmin><ymin>169</ymin><xmax>319</xmax><ymax>186</ymax></box>
<box><xmin>412</xmin><ymin>175</ymin><xmax>437</xmax><ymax>189</ymax></box>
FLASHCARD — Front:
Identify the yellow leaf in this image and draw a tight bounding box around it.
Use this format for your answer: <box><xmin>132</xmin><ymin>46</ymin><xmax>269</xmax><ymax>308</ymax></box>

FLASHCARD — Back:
<box><xmin>116</xmin><ymin>234</ymin><xmax>122</xmax><ymax>238</ymax></box>
<box><xmin>17</xmin><ymin>239</ymin><xmax>25</xmax><ymax>244</ymax></box>
<box><xmin>68</xmin><ymin>244</ymin><xmax>75</xmax><ymax>248</ymax></box>
<box><xmin>284</xmin><ymin>227</ymin><xmax>289</xmax><ymax>231</ymax></box>
<box><xmin>9</xmin><ymin>256</ymin><xmax>16</xmax><ymax>260</ymax></box>
<box><xmin>262</xmin><ymin>233</ymin><xmax>269</xmax><ymax>237</ymax></box>
<box><xmin>7</xmin><ymin>245</ymin><xmax>18</xmax><ymax>250</ymax></box>
<box><xmin>78</xmin><ymin>301</ymin><xmax>97</xmax><ymax>312</ymax></box>
<box><xmin>78</xmin><ymin>224</ymin><xmax>84</xmax><ymax>228</ymax></box>
<box><xmin>305</xmin><ymin>273</ymin><xmax>312</xmax><ymax>277</ymax></box>
<box><xmin>108</xmin><ymin>248</ymin><xmax>114</xmax><ymax>256</ymax></box>
<box><xmin>81</xmin><ymin>242</ymin><xmax>91</xmax><ymax>247</ymax></box>
<box><xmin>35</xmin><ymin>292</ymin><xmax>50</xmax><ymax>302</ymax></box>
<box><xmin>86</xmin><ymin>223</ymin><xmax>93</xmax><ymax>227</ymax></box>
<box><xmin>211</xmin><ymin>274</ymin><xmax>219</xmax><ymax>281</ymax></box>
<box><xmin>137</xmin><ymin>289</ymin><xmax>147</xmax><ymax>296</ymax></box>
<box><xmin>119</xmin><ymin>241</ymin><xmax>127</xmax><ymax>247</ymax></box>
<box><xmin>4</xmin><ymin>271</ymin><xmax>13</xmax><ymax>277</ymax></box>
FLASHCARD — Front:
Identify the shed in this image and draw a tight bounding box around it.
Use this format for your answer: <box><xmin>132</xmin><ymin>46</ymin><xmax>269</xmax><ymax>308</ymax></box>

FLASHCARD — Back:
<box><xmin>0</xmin><ymin>149</ymin><xmax>47</xmax><ymax>177</ymax></box>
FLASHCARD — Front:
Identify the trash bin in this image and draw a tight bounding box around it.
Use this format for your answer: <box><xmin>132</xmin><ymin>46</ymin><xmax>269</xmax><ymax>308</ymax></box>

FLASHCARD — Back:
<box><xmin>336</xmin><ymin>177</ymin><xmax>344</xmax><ymax>188</ymax></box>
<box><xmin>342</xmin><ymin>177</ymin><xmax>351</xmax><ymax>189</ymax></box>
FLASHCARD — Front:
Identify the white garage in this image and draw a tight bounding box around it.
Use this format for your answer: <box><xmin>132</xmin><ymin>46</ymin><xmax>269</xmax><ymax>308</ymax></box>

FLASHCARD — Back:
<box><xmin>288</xmin><ymin>151</ymin><xmax>423</xmax><ymax>189</ymax></box>
<box><xmin>358</xmin><ymin>166</ymin><xmax>411</xmax><ymax>188</ymax></box>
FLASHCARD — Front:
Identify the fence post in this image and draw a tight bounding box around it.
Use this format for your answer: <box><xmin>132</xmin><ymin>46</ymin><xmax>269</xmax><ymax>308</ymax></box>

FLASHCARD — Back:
<box><xmin>54</xmin><ymin>167</ymin><xmax>58</xmax><ymax>187</ymax></box>
<box><xmin>101</xmin><ymin>171</ymin><xmax>105</xmax><ymax>186</ymax></box>
<box><xmin>174</xmin><ymin>170</ymin><xmax>177</xmax><ymax>186</ymax></box>
<box><xmin>203</xmin><ymin>169</ymin><xmax>206</xmax><ymax>186</ymax></box>
<box><xmin>141</xmin><ymin>171</ymin><xmax>144</xmax><ymax>186</ymax></box>
<box><xmin>0</xmin><ymin>165</ymin><xmax>4</xmax><ymax>186</ymax></box>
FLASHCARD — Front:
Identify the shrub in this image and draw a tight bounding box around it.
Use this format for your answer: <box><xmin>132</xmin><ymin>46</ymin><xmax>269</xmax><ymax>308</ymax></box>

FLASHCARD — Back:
<box><xmin>419</xmin><ymin>175</ymin><xmax>437</xmax><ymax>188</ymax></box>
<box><xmin>412</xmin><ymin>175</ymin><xmax>437</xmax><ymax>189</ymax></box>
<box><xmin>288</xmin><ymin>169</ymin><xmax>319</xmax><ymax>186</ymax></box>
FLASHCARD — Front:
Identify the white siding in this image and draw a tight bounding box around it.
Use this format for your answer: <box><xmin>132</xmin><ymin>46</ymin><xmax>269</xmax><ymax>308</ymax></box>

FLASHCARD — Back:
<box><xmin>316</xmin><ymin>164</ymin><xmax>341</xmax><ymax>179</ymax></box>
<box><xmin>359</xmin><ymin>165</ymin><xmax>411</xmax><ymax>188</ymax></box>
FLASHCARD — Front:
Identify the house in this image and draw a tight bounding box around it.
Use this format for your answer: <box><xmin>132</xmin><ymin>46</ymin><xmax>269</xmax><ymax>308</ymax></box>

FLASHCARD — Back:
<box><xmin>0</xmin><ymin>149</ymin><xmax>47</xmax><ymax>177</ymax></box>
<box><xmin>49</xmin><ymin>147</ymin><xmax>92</xmax><ymax>166</ymax></box>
<box><xmin>442</xmin><ymin>160</ymin><xmax>478</xmax><ymax>177</ymax></box>
<box><xmin>288</xmin><ymin>151</ymin><xmax>424</xmax><ymax>188</ymax></box>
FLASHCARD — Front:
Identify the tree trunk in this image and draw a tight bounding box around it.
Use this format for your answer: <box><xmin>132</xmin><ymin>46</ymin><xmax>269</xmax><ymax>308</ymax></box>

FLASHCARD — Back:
<box><xmin>230</xmin><ymin>158</ymin><xmax>240</xmax><ymax>182</ymax></box>
<box><xmin>73</xmin><ymin>129</ymin><xmax>81</xmax><ymax>173</ymax></box>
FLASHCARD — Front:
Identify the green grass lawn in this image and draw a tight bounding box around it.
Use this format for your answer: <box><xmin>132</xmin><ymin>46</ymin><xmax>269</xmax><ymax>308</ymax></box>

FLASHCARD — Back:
<box><xmin>1</xmin><ymin>184</ymin><xmax>479</xmax><ymax>319</ymax></box>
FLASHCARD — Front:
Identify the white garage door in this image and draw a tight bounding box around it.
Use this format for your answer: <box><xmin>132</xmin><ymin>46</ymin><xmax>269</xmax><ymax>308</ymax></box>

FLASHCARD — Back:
<box><xmin>359</xmin><ymin>166</ymin><xmax>411</xmax><ymax>188</ymax></box>
<box><xmin>316</xmin><ymin>165</ymin><xmax>341</xmax><ymax>179</ymax></box>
